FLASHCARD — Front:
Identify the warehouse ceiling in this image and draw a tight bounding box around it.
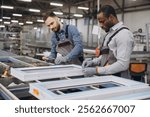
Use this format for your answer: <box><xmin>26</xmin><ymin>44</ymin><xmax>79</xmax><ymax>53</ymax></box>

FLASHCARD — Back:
<box><xmin>0</xmin><ymin>0</ymin><xmax>150</xmax><ymax>26</ymax></box>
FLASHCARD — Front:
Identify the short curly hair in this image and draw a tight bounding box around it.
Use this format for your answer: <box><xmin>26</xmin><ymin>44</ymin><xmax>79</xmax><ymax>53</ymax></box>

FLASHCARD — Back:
<box><xmin>98</xmin><ymin>5</ymin><xmax>117</xmax><ymax>18</ymax></box>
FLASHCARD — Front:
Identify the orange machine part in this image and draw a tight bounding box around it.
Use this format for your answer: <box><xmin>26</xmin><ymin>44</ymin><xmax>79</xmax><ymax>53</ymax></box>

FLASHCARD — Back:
<box><xmin>95</xmin><ymin>47</ymin><xmax>100</xmax><ymax>57</ymax></box>
<box><xmin>130</xmin><ymin>64</ymin><xmax>146</xmax><ymax>73</ymax></box>
<box><xmin>33</xmin><ymin>89</ymin><xmax>40</xmax><ymax>96</ymax></box>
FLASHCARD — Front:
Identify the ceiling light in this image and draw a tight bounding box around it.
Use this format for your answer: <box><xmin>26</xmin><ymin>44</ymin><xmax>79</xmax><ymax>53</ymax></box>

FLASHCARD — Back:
<box><xmin>74</xmin><ymin>14</ymin><xmax>83</xmax><ymax>17</ymax></box>
<box><xmin>50</xmin><ymin>2</ymin><xmax>63</xmax><ymax>7</ymax></box>
<box><xmin>0</xmin><ymin>19</ymin><xmax>2</xmax><ymax>22</ymax></box>
<box><xmin>53</xmin><ymin>12</ymin><xmax>63</xmax><ymax>15</ymax></box>
<box><xmin>60</xmin><ymin>19</ymin><xmax>63</xmax><ymax>22</ymax></box>
<box><xmin>11</xmin><ymin>20</ymin><xmax>18</xmax><ymax>23</ymax></box>
<box><xmin>26</xmin><ymin>21</ymin><xmax>33</xmax><ymax>24</ymax></box>
<box><xmin>13</xmin><ymin>13</ymin><xmax>22</xmax><ymax>17</ymax></box>
<box><xmin>18</xmin><ymin>0</ymin><xmax>32</xmax><ymax>2</ymax></box>
<box><xmin>37</xmin><ymin>19</ymin><xmax>44</xmax><ymax>22</ymax></box>
<box><xmin>3</xmin><ymin>17</ymin><xmax>11</xmax><ymax>19</ymax></box>
<box><xmin>19</xmin><ymin>23</ymin><xmax>24</xmax><ymax>25</ymax></box>
<box><xmin>4</xmin><ymin>22</ymin><xmax>10</xmax><ymax>24</ymax></box>
<box><xmin>78</xmin><ymin>6</ymin><xmax>89</xmax><ymax>10</ymax></box>
<box><xmin>29</xmin><ymin>9</ymin><xmax>40</xmax><ymax>13</ymax></box>
<box><xmin>0</xmin><ymin>25</ymin><xmax>5</xmax><ymax>28</ymax></box>
<box><xmin>34</xmin><ymin>27</ymin><xmax>37</xmax><ymax>29</ymax></box>
<box><xmin>1</xmin><ymin>5</ymin><xmax>14</xmax><ymax>9</ymax></box>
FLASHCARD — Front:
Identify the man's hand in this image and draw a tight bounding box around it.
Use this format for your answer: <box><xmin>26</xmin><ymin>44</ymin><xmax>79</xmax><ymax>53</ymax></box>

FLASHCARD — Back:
<box><xmin>55</xmin><ymin>56</ymin><xmax>68</xmax><ymax>64</ymax></box>
<box><xmin>42</xmin><ymin>56</ymin><xmax>49</xmax><ymax>61</ymax></box>
<box><xmin>42</xmin><ymin>56</ymin><xmax>54</xmax><ymax>63</ymax></box>
<box><xmin>82</xmin><ymin>57</ymin><xmax>101</xmax><ymax>68</ymax></box>
<box><xmin>82</xmin><ymin>67</ymin><xmax>97</xmax><ymax>77</ymax></box>
<box><xmin>82</xmin><ymin>58</ymin><xmax>93</xmax><ymax>68</ymax></box>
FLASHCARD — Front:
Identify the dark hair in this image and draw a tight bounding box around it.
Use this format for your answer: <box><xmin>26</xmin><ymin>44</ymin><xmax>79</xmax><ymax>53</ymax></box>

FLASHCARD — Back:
<box><xmin>98</xmin><ymin>5</ymin><xmax>117</xmax><ymax>18</ymax></box>
<box><xmin>43</xmin><ymin>12</ymin><xmax>57</xmax><ymax>21</ymax></box>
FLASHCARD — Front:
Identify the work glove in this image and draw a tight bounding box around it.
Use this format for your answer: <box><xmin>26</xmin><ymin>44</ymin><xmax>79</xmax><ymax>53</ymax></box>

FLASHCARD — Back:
<box><xmin>82</xmin><ymin>57</ymin><xmax>101</xmax><ymax>68</ymax></box>
<box><xmin>55</xmin><ymin>56</ymin><xmax>68</xmax><ymax>65</ymax></box>
<box><xmin>82</xmin><ymin>67</ymin><xmax>97</xmax><ymax>77</ymax></box>
<box><xmin>82</xmin><ymin>58</ymin><xmax>93</xmax><ymax>68</ymax></box>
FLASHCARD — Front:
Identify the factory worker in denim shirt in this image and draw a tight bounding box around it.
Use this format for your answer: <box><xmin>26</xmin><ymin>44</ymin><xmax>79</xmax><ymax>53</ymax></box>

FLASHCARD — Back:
<box><xmin>43</xmin><ymin>12</ymin><xmax>84</xmax><ymax>65</ymax></box>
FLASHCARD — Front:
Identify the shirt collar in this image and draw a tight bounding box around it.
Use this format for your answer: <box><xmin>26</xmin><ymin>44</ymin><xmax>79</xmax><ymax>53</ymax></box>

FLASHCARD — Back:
<box><xmin>58</xmin><ymin>22</ymin><xmax>66</xmax><ymax>33</ymax></box>
<box><xmin>110</xmin><ymin>21</ymin><xmax>123</xmax><ymax>31</ymax></box>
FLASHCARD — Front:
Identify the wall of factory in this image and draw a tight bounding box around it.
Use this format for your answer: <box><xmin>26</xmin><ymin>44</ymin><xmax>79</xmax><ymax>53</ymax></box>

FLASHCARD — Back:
<box><xmin>109</xmin><ymin>10</ymin><xmax>150</xmax><ymax>33</ymax></box>
<box><xmin>123</xmin><ymin>10</ymin><xmax>150</xmax><ymax>33</ymax></box>
<box><xmin>22</xmin><ymin>25</ymin><xmax>51</xmax><ymax>48</ymax></box>
<box><xmin>22</xmin><ymin>9</ymin><xmax>150</xmax><ymax>49</ymax></box>
<box><xmin>77</xmin><ymin>18</ymin><xmax>100</xmax><ymax>48</ymax></box>
<box><xmin>77</xmin><ymin>9</ymin><xmax>150</xmax><ymax>48</ymax></box>
<box><xmin>77</xmin><ymin>19</ymin><xmax>88</xmax><ymax>46</ymax></box>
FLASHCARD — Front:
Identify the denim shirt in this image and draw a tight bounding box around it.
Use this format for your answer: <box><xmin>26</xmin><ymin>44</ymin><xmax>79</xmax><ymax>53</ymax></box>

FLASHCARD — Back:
<box><xmin>49</xmin><ymin>24</ymin><xmax>83</xmax><ymax>61</ymax></box>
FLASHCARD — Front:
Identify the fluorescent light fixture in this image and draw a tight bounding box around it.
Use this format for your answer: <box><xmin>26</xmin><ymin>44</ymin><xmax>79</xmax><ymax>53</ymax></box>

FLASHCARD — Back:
<box><xmin>29</xmin><ymin>9</ymin><xmax>40</xmax><ymax>12</ymax></box>
<box><xmin>78</xmin><ymin>6</ymin><xmax>89</xmax><ymax>10</ymax></box>
<box><xmin>1</xmin><ymin>5</ymin><xmax>14</xmax><ymax>9</ymax></box>
<box><xmin>11</xmin><ymin>20</ymin><xmax>18</xmax><ymax>23</ymax></box>
<box><xmin>26</xmin><ymin>21</ymin><xmax>33</xmax><ymax>24</ymax></box>
<box><xmin>0</xmin><ymin>25</ymin><xmax>5</xmax><ymax>28</ymax></box>
<box><xmin>74</xmin><ymin>14</ymin><xmax>83</xmax><ymax>17</ymax></box>
<box><xmin>0</xmin><ymin>19</ymin><xmax>2</xmax><ymax>22</ymax></box>
<box><xmin>53</xmin><ymin>11</ymin><xmax>63</xmax><ymax>15</ymax></box>
<box><xmin>50</xmin><ymin>2</ymin><xmax>63</xmax><ymax>7</ymax></box>
<box><xmin>13</xmin><ymin>13</ymin><xmax>22</xmax><ymax>17</ymax></box>
<box><xmin>34</xmin><ymin>27</ymin><xmax>37</xmax><ymax>29</ymax></box>
<box><xmin>19</xmin><ymin>23</ymin><xmax>24</xmax><ymax>25</ymax></box>
<box><xmin>4</xmin><ymin>22</ymin><xmax>10</xmax><ymax>24</ymax></box>
<box><xmin>3</xmin><ymin>17</ymin><xmax>11</xmax><ymax>19</ymax></box>
<box><xmin>60</xmin><ymin>19</ymin><xmax>63</xmax><ymax>22</ymax></box>
<box><xmin>37</xmin><ymin>19</ymin><xmax>44</xmax><ymax>22</ymax></box>
<box><xmin>18</xmin><ymin>0</ymin><xmax>32</xmax><ymax>2</ymax></box>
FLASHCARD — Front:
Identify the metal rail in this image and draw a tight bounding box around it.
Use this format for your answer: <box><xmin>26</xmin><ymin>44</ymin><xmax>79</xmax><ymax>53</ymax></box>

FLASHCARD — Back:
<box><xmin>0</xmin><ymin>83</ymin><xmax>19</xmax><ymax>100</ymax></box>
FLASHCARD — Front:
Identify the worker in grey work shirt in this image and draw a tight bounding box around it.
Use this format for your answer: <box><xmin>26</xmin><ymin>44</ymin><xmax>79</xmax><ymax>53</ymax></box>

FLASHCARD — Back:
<box><xmin>82</xmin><ymin>5</ymin><xmax>134</xmax><ymax>78</ymax></box>
<box><xmin>43</xmin><ymin>12</ymin><xmax>84</xmax><ymax>65</ymax></box>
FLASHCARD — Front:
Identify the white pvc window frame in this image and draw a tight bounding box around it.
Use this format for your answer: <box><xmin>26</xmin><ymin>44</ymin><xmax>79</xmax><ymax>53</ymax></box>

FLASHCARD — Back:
<box><xmin>11</xmin><ymin>64</ymin><xmax>83</xmax><ymax>81</ymax></box>
<box><xmin>29</xmin><ymin>76</ymin><xmax>150</xmax><ymax>100</ymax></box>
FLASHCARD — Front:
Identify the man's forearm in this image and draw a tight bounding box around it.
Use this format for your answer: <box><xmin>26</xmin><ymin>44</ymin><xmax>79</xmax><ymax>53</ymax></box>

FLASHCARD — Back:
<box><xmin>97</xmin><ymin>60</ymin><xmax>129</xmax><ymax>75</ymax></box>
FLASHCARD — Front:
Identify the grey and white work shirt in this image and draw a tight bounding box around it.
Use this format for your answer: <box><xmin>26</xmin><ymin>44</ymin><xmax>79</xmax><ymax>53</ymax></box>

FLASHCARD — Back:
<box><xmin>98</xmin><ymin>22</ymin><xmax>134</xmax><ymax>75</ymax></box>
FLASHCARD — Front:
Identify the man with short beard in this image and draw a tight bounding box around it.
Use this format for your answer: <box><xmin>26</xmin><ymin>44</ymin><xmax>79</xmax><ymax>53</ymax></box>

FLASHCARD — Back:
<box><xmin>43</xmin><ymin>12</ymin><xmax>84</xmax><ymax>65</ymax></box>
<box><xmin>82</xmin><ymin>5</ymin><xmax>134</xmax><ymax>78</ymax></box>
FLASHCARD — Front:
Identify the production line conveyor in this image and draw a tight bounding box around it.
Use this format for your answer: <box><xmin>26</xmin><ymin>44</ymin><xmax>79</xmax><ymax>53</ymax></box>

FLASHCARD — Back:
<box><xmin>10</xmin><ymin>65</ymin><xmax>150</xmax><ymax>100</ymax></box>
<box><xmin>0</xmin><ymin>55</ymin><xmax>53</xmax><ymax>99</ymax></box>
